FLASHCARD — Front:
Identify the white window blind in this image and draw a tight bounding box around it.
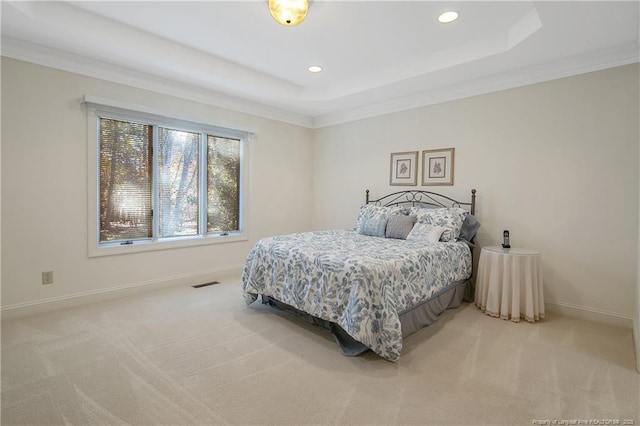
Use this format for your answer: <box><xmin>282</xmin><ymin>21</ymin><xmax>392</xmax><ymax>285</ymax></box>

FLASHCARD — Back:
<box><xmin>99</xmin><ymin>118</ymin><xmax>153</xmax><ymax>243</ymax></box>
<box><xmin>85</xmin><ymin>96</ymin><xmax>250</xmax><ymax>256</ymax></box>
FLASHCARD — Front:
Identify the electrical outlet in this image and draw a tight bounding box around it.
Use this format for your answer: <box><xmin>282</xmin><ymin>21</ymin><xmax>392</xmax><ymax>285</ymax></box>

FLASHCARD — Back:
<box><xmin>42</xmin><ymin>271</ymin><xmax>54</xmax><ymax>285</ymax></box>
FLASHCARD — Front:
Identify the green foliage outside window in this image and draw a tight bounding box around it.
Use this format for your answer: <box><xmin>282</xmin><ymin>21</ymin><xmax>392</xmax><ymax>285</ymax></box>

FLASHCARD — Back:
<box><xmin>99</xmin><ymin>117</ymin><xmax>242</xmax><ymax>244</ymax></box>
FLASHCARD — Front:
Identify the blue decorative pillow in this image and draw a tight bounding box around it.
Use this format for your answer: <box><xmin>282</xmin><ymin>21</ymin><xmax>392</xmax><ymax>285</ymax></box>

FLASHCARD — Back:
<box><xmin>459</xmin><ymin>213</ymin><xmax>481</xmax><ymax>244</ymax></box>
<box><xmin>359</xmin><ymin>217</ymin><xmax>388</xmax><ymax>237</ymax></box>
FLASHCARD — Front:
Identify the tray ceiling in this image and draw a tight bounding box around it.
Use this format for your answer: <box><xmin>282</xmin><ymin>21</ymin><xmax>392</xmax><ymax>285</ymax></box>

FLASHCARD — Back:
<box><xmin>2</xmin><ymin>1</ymin><xmax>638</xmax><ymax>127</ymax></box>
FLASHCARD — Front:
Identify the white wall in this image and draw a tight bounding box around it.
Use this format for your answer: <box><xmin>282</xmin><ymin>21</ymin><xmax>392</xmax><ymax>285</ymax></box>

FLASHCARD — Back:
<box><xmin>1</xmin><ymin>57</ymin><xmax>313</xmax><ymax>311</ymax></box>
<box><xmin>2</xmin><ymin>57</ymin><xmax>638</xmax><ymax>329</ymax></box>
<box><xmin>636</xmin><ymin>109</ymin><xmax>640</xmax><ymax>371</ymax></box>
<box><xmin>312</xmin><ymin>64</ymin><xmax>640</xmax><ymax>324</ymax></box>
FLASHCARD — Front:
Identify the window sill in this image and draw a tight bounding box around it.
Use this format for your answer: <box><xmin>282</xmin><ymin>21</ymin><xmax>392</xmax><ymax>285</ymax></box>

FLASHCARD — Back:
<box><xmin>88</xmin><ymin>233</ymin><xmax>248</xmax><ymax>258</ymax></box>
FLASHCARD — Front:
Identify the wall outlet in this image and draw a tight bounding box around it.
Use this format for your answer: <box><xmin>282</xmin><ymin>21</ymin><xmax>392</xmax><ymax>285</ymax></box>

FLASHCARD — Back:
<box><xmin>42</xmin><ymin>271</ymin><xmax>54</xmax><ymax>285</ymax></box>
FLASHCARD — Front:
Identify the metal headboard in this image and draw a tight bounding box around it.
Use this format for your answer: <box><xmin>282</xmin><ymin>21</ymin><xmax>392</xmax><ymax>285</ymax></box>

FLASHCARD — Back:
<box><xmin>365</xmin><ymin>189</ymin><xmax>476</xmax><ymax>215</ymax></box>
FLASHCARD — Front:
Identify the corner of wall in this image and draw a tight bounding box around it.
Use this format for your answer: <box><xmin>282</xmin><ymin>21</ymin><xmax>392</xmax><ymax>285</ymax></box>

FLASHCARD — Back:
<box><xmin>635</xmin><ymin>316</ymin><xmax>640</xmax><ymax>373</ymax></box>
<box><xmin>636</xmin><ymin>94</ymin><xmax>640</xmax><ymax>374</ymax></box>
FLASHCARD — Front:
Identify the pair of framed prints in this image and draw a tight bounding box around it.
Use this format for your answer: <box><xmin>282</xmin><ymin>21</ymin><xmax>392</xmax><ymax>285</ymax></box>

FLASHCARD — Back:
<box><xmin>390</xmin><ymin>148</ymin><xmax>454</xmax><ymax>186</ymax></box>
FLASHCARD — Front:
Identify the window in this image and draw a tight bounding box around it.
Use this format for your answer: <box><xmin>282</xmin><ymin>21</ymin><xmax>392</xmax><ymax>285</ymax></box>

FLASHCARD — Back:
<box><xmin>99</xmin><ymin>118</ymin><xmax>154</xmax><ymax>242</ymax></box>
<box><xmin>86</xmin><ymin>97</ymin><xmax>248</xmax><ymax>256</ymax></box>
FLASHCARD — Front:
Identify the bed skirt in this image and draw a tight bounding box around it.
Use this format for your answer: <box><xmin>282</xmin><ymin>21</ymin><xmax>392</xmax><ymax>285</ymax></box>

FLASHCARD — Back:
<box><xmin>261</xmin><ymin>279</ymin><xmax>469</xmax><ymax>357</ymax></box>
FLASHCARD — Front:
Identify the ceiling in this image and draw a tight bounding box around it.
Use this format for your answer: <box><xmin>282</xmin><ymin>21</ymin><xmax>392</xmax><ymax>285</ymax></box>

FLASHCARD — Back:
<box><xmin>2</xmin><ymin>1</ymin><xmax>639</xmax><ymax>128</ymax></box>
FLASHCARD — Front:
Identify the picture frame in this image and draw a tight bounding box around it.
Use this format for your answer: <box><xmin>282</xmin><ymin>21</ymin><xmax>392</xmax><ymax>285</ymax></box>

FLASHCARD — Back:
<box><xmin>389</xmin><ymin>151</ymin><xmax>418</xmax><ymax>186</ymax></box>
<box><xmin>422</xmin><ymin>148</ymin><xmax>454</xmax><ymax>186</ymax></box>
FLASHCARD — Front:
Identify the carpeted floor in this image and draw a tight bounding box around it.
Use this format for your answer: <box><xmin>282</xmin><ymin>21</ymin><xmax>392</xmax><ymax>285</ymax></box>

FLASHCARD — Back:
<box><xmin>2</xmin><ymin>273</ymin><xmax>638</xmax><ymax>425</ymax></box>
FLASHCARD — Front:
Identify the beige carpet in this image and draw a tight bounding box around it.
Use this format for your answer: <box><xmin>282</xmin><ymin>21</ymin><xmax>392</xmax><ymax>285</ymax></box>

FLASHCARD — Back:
<box><xmin>2</xmin><ymin>273</ymin><xmax>638</xmax><ymax>425</ymax></box>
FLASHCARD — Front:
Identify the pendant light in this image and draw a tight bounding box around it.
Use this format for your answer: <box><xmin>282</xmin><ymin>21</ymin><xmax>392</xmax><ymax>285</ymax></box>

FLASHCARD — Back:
<box><xmin>268</xmin><ymin>0</ymin><xmax>309</xmax><ymax>26</ymax></box>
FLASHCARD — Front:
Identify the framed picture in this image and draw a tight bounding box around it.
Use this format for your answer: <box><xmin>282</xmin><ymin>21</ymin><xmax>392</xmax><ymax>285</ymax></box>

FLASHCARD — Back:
<box><xmin>422</xmin><ymin>148</ymin><xmax>454</xmax><ymax>186</ymax></box>
<box><xmin>389</xmin><ymin>151</ymin><xmax>418</xmax><ymax>186</ymax></box>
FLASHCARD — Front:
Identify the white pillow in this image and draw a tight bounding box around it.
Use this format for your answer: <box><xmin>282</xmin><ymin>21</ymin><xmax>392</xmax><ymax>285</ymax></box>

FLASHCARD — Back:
<box><xmin>406</xmin><ymin>223</ymin><xmax>446</xmax><ymax>243</ymax></box>
<box><xmin>414</xmin><ymin>207</ymin><xmax>468</xmax><ymax>242</ymax></box>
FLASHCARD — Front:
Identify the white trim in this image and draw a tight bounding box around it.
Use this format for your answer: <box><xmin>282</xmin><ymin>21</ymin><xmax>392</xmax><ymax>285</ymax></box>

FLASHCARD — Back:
<box><xmin>89</xmin><ymin>234</ymin><xmax>249</xmax><ymax>258</ymax></box>
<box><xmin>0</xmin><ymin>265</ymin><xmax>243</xmax><ymax>320</ymax></box>
<box><xmin>1</xmin><ymin>37</ymin><xmax>313</xmax><ymax>128</ymax></box>
<box><xmin>312</xmin><ymin>43</ymin><xmax>640</xmax><ymax>128</ymax></box>
<box><xmin>87</xmin><ymin>105</ymin><xmax>100</xmax><ymax>256</ymax></box>
<box><xmin>545</xmin><ymin>300</ymin><xmax>633</xmax><ymax>329</ymax></box>
<box><xmin>3</xmin><ymin>36</ymin><xmax>637</xmax><ymax>130</ymax></box>
<box><xmin>82</xmin><ymin>95</ymin><xmax>255</xmax><ymax>139</ymax></box>
<box><xmin>85</xmin><ymin>100</ymin><xmax>250</xmax><ymax>257</ymax></box>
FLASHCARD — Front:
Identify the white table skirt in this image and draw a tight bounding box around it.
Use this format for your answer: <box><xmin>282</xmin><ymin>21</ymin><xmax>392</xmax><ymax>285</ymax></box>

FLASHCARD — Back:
<box><xmin>475</xmin><ymin>246</ymin><xmax>544</xmax><ymax>323</ymax></box>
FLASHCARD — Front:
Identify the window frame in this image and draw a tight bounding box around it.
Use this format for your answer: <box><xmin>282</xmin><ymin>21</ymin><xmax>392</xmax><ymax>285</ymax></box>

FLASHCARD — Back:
<box><xmin>85</xmin><ymin>96</ymin><xmax>250</xmax><ymax>257</ymax></box>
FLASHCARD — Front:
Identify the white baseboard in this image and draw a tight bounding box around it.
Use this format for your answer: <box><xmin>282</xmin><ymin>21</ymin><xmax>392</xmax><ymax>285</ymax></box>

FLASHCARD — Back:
<box><xmin>545</xmin><ymin>300</ymin><xmax>633</xmax><ymax>329</ymax></box>
<box><xmin>1</xmin><ymin>265</ymin><xmax>243</xmax><ymax>320</ymax></box>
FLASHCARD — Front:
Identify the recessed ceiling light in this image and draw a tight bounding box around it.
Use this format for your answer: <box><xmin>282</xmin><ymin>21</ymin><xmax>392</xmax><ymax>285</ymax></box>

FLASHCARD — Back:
<box><xmin>438</xmin><ymin>11</ymin><xmax>459</xmax><ymax>24</ymax></box>
<box><xmin>308</xmin><ymin>65</ymin><xmax>323</xmax><ymax>73</ymax></box>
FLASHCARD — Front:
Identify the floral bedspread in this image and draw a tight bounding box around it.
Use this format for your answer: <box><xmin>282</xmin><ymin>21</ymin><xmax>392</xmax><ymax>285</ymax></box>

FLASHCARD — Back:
<box><xmin>241</xmin><ymin>229</ymin><xmax>472</xmax><ymax>361</ymax></box>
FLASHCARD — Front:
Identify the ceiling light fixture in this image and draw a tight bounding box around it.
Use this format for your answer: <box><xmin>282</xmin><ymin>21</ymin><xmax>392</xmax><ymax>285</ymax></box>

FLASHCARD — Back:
<box><xmin>437</xmin><ymin>11</ymin><xmax>459</xmax><ymax>24</ymax></box>
<box><xmin>268</xmin><ymin>0</ymin><xmax>309</xmax><ymax>26</ymax></box>
<box><xmin>308</xmin><ymin>65</ymin><xmax>322</xmax><ymax>73</ymax></box>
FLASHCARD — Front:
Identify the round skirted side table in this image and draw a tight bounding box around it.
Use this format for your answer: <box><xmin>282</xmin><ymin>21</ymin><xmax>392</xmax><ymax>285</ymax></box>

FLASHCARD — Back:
<box><xmin>474</xmin><ymin>246</ymin><xmax>544</xmax><ymax>323</ymax></box>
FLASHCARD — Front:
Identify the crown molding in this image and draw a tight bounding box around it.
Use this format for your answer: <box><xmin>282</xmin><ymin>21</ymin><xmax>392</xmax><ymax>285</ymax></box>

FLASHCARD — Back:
<box><xmin>1</xmin><ymin>36</ymin><xmax>314</xmax><ymax>128</ymax></box>
<box><xmin>311</xmin><ymin>42</ymin><xmax>640</xmax><ymax>128</ymax></box>
<box><xmin>2</xmin><ymin>36</ymin><xmax>637</xmax><ymax>130</ymax></box>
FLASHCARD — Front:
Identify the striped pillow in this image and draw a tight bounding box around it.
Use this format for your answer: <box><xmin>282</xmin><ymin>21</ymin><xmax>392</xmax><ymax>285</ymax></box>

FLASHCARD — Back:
<box><xmin>359</xmin><ymin>217</ymin><xmax>388</xmax><ymax>237</ymax></box>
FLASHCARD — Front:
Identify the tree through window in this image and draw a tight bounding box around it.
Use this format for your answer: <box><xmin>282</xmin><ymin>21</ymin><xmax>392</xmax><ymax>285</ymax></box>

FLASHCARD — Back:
<box><xmin>98</xmin><ymin>116</ymin><xmax>243</xmax><ymax>245</ymax></box>
<box><xmin>99</xmin><ymin>118</ymin><xmax>153</xmax><ymax>242</ymax></box>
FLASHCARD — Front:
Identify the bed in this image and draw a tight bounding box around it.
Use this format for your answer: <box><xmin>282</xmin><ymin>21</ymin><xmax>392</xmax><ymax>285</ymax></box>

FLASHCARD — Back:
<box><xmin>242</xmin><ymin>189</ymin><xmax>478</xmax><ymax>362</ymax></box>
